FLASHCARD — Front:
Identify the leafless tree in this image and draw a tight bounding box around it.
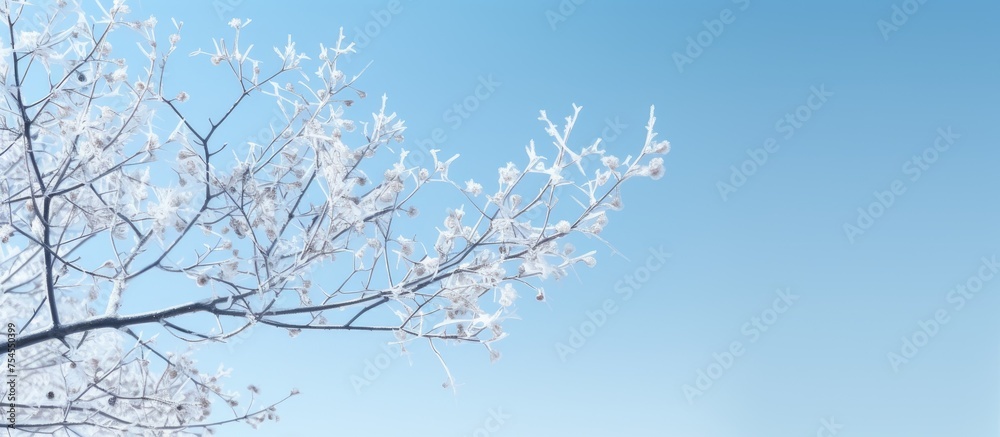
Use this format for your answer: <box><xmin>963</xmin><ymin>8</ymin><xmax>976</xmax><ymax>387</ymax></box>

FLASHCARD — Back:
<box><xmin>0</xmin><ymin>1</ymin><xmax>669</xmax><ymax>434</ymax></box>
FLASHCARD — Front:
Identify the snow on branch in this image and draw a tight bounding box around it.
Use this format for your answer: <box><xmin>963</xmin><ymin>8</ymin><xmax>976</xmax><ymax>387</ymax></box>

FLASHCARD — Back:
<box><xmin>0</xmin><ymin>0</ymin><xmax>669</xmax><ymax>434</ymax></box>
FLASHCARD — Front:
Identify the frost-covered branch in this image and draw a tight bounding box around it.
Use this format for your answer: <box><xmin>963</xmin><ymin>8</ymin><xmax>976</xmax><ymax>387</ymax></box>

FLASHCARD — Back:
<box><xmin>0</xmin><ymin>0</ymin><xmax>669</xmax><ymax>434</ymax></box>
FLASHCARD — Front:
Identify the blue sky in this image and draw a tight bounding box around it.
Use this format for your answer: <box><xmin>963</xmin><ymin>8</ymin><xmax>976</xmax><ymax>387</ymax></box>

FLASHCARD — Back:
<box><xmin>109</xmin><ymin>1</ymin><xmax>1000</xmax><ymax>435</ymax></box>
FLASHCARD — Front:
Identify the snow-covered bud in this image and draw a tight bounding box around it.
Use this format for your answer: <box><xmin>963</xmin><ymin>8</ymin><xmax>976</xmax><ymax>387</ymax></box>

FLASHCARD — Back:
<box><xmin>601</xmin><ymin>155</ymin><xmax>620</xmax><ymax>170</ymax></box>
<box><xmin>647</xmin><ymin>157</ymin><xmax>665</xmax><ymax>180</ymax></box>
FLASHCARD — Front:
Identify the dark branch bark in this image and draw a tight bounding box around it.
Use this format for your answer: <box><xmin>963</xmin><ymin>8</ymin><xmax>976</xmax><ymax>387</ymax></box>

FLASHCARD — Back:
<box><xmin>15</xmin><ymin>290</ymin><xmax>393</xmax><ymax>350</ymax></box>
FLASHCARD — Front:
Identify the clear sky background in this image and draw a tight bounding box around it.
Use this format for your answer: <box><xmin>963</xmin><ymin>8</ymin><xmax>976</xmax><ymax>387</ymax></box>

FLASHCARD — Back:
<box><xmin>103</xmin><ymin>0</ymin><xmax>1000</xmax><ymax>435</ymax></box>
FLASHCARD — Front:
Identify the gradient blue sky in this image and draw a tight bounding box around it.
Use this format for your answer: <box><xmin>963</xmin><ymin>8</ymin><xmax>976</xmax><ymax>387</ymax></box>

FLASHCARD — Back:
<box><xmin>110</xmin><ymin>1</ymin><xmax>1000</xmax><ymax>435</ymax></box>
